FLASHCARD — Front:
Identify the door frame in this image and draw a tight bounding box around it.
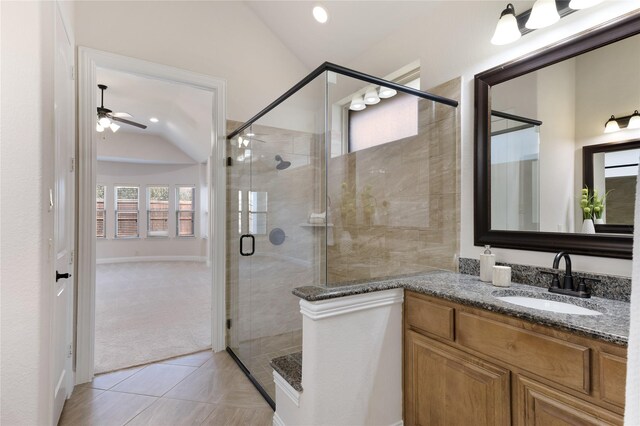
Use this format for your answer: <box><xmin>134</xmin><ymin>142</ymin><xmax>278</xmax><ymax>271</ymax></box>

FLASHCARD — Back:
<box><xmin>75</xmin><ymin>47</ymin><xmax>227</xmax><ymax>384</ymax></box>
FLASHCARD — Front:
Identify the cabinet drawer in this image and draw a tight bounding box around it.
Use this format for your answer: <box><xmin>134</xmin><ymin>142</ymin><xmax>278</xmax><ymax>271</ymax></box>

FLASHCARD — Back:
<box><xmin>600</xmin><ymin>352</ymin><xmax>626</xmax><ymax>408</ymax></box>
<box><xmin>457</xmin><ymin>312</ymin><xmax>590</xmax><ymax>393</ymax></box>
<box><xmin>406</xmin><ymin>294</ymin><xmax>454</xmax><ymax>341</ymax></box>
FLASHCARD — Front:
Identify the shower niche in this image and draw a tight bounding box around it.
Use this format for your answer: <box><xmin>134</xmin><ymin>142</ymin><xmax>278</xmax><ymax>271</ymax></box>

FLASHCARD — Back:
<box><xmin>226</xmin><ymin>63</ymin><xmax>458</xmax><ymax>405</ymax></box>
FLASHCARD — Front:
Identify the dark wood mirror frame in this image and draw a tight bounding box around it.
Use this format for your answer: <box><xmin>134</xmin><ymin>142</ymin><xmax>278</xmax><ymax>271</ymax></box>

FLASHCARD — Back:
<box><xmin>474</xmin><ymin>12</ymin><xmax>640</xmax><ymax>260</ymax></box>
<box><xmin>583</xmin><ymin>139</ymin><xmax>639</xmax><ymax>235</ymax></box>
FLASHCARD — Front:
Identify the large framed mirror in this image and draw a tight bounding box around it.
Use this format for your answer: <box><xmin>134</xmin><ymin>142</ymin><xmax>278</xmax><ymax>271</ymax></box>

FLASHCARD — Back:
<box><xmin>474</xmin><ymin>12</ymin><xmax>640</xmax><ymax>259</ymax></box>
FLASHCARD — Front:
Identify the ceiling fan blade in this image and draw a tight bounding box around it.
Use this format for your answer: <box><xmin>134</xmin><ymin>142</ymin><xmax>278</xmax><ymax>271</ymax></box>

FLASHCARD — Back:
<box><xmin>110</xmin><ymin>112</ymin><xmax>133</xmax><ymax>118</ymax></box>
<box><xmin>111</xmin><ymin>116</ymin><xmax>147</xmax><ymax>129</ymax></box>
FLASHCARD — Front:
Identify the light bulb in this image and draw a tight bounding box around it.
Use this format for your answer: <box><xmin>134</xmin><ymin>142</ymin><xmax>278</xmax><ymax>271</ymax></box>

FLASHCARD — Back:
<box><xmin>364</xmin><ymin>88</ymin><xmax>380</xmax><ymax>105</ymax></box>
<box><xmin>568</xmin><ymin>0</ymin><xmax>602</xmax><ymax>9</ymax></box>
<box><xmin>526</xmin><ymin>0</ymin><xmax>560</xmax><ymax>30</ymax></box>
<box><xmin>96</xmin><ymin>123</ymin><xmax>104</xmax><ymax>132</ymax></box>
<box><xmin>312</xmin><ymin>5</ymin><xmax>328</xmax><ymax>23</ymax></box>
<box><xmin>604</xmin><ymin>115</ymin><xmax>620</xmax><ymax>133</ymax></box>
<box><xmin>627</xmin><ymin>110</ymin><xmax>640</xmax><ymax>130</ymax></box>
<box><xmin>491</xmin><ymin>4</ymin><xmax>521</xmax><ymax>45</ymax></box>
<box><xmin>110</xmin><ymin>123</ymin><xmax>120</xmax><ymax>132</ymax></box>
<box><xmin>349</xmin><ymin>95</ymin><xmax>366</xmax><ymax>111</ymax></box>
<box><xmin>149</xmin><ymin>117</ymin><xmax>159</xmax><ymax>123</ymax></box>
<box><xmin>98</xmin><ymin>115</ymin><xmax>111</xmax><ymax>127</ymax></box>
<box><xmin>378</xmin><ymin>86</ymin><xmax>397</xmax><ymax>98</ymax></box>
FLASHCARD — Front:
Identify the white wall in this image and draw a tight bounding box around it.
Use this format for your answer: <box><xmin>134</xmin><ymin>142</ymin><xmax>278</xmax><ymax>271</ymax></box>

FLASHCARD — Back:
<box><xmin>344</xmin><ymin>1</ymin><xmax>640</xmax><ymax>277</ymax></box>
<box><xmin>1</xmin><ymin>2</ymin><xmax>70</xmax><ymax>424</ymax></box>
<box><xmin>97</xmin><ymin>131</ymin><xmax>197</xmax><ymax>164</ymax></box>
<box><xmin>74</xmin><ymin>1</ymin><xmax>310</xmax><ymax>123</ymax></box>
<box><xmin>97</xmin><ymin>161</ymin><xmax>206</xmax><ymax>261</ymax></box>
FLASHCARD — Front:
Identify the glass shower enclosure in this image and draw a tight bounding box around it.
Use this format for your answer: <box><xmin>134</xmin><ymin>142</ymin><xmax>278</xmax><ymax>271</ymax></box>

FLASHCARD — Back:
<box><xmin>226</xmin><ymin>63</ymin><xmax>458</xmax><ymax>406</ymax></box>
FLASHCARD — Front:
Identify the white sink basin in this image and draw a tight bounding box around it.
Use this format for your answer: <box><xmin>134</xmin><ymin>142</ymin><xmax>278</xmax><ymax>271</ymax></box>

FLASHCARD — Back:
<box><xmin>496</xmin><ymin>296</ymin><xmax>602</xmax><ymax>316</ymax></box>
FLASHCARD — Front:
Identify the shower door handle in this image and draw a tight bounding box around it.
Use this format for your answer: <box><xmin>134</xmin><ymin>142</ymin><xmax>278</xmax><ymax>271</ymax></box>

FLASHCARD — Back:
<box><xmin>240</xmin><ymin>234</ymin><xmax>255</xmax><ymax>256</ymax></box>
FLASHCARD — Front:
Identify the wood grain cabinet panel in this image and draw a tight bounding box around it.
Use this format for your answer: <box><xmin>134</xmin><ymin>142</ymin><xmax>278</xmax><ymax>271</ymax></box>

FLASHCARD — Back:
<box><xmin>456</xmin><ymin>312</ymin><xmax>591</xmax><ymax>394</ymax></box>
<box><xmin>599</xmin><ymin>353</ymin><xmax>627</xmax><ymax>408</ymax></box>
<box><xmin>406</xmin><ymin>295</ymin><xmax>455</xmax><ymax>341</ymax></box>
<box><xmin>404</xmin><ymin>330</ymin><xmax>510</xmax><ymax>426</ymax></box>
<box><xmin>514</xmin><ymin>374</ymin><xmax>623</xmax><ymax>426</ymax></box>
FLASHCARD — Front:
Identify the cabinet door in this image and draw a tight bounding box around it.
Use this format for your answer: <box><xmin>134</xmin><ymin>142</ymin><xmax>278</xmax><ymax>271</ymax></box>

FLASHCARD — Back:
<box><xmin>514</xmin><ymin>374</ymin><xmax>622</xmax><ymax>426</ymax></box>
<box><xmin>404</xmin><ymin>330</ymin><xmax>510</xmax><ymax>426</ymax></box>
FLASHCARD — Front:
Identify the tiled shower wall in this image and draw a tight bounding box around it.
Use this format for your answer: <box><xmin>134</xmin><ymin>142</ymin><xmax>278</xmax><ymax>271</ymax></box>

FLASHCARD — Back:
<box><xmin>326</xmin><ymin>78</ymin><xmax>461</xmax><ymax>285</ymax></box>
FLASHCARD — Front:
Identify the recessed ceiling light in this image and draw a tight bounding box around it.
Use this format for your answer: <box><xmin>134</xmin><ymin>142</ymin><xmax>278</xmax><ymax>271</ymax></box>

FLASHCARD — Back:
<box><xmin>313</xmin><ymin>5</ymin><xmax>328</xmax><ymax>24</ymax></box>
<box><xmin>149</xmin><ymin>117</ymin><xmax>159</xmax><ymax>123</ymax></box>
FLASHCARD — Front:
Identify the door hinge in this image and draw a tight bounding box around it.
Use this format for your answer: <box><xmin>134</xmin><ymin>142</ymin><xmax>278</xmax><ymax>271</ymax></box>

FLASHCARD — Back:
<box><xmin>71</xmin><ymin>66</ymin><xmax>75</xmax><ymax>81</ymax></box>
<box><xmin>70</xmin><ymin>158</ymin><xmax>75</xmax><ymax>172</ymax></box>
<box><xmin>226</xmin><ymin>157</ymin><xmax>233</xmax><ymax>167</ymax></box>
<box><xmin>69</xmin><ymin>250</ymin><xmax>74</xmax><ymax>265</ymax></box>
<box><xmin>226</xmin><ymin>319</ymin><xmax>232</xmax><ymax>329</ymax></box>
<box><xmin>67</xmin><ymin>343</ymin><xmax>73</xmax><ymax>358</ymax></box>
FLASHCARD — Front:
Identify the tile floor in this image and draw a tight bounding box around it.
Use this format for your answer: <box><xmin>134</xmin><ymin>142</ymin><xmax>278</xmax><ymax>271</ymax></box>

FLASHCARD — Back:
<box><xmin>59</xmin><ymin>350</ymin><xmax>273</xmax><ymax>426</ymax></box>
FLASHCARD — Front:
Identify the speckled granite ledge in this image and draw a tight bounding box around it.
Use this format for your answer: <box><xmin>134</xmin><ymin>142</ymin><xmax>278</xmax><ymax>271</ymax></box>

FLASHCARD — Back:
<box><xmin>271</xmin><ymin>352</ymin><xmax>302</xmax><ymax>392</ymax></box>
<box><xmin>459</xmin><ymin>257</ymin><xmax>631</xmax><ymax>302</ymax></box>
<box><xmin>293</xmin><ymin>271</ymin><xmax>629</xmax><ymax>346</ymax></box>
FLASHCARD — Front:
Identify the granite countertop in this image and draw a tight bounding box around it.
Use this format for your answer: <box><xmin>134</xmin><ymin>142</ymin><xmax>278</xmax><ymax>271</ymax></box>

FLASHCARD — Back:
<box><xmin>293</xmin><ymin>271</ymin><xmax>630</xmax><ymax>346</ymax></box>
<box><xmin>271</xmin><ymin>352</ymin><xmax>302</xmax><ymax>392</ymax></box>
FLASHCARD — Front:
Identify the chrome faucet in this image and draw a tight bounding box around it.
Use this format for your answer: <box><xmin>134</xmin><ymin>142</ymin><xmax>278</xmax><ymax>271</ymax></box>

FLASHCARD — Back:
<box><xmin>540</xmin><ymin>252</ymin><xmax>592</xmax><ymax>298</ymax></box>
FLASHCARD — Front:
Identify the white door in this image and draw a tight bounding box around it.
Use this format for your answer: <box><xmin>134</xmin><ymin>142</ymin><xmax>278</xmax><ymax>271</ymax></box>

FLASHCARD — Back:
<box><xmin>53</xmin><ymin>5</ymin><xmax>75</xmax><ymax>424</ymax></box>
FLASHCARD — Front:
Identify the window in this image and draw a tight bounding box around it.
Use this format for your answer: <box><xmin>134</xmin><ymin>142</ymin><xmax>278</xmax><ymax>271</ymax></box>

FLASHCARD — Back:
<box><xmin>177</xmin><ymin>186</ymin><xmax>195</xmax><ymax>237</ymax></box>
<box><xmin>147</xmin><ymin>186</ymin><xmax>169</xmax><ymax>237</ymax></box>
<box><xmin>347</xmin><ymin>71</ymin><xmax>420</xmax><ymax>153</ymax></box>
<box><xmin>96</xmin><ymin>184</ymin><xmax>105</xmax><ymax>238</ymax></box>
<box><xmin>115</xmin><ymin>186</ymin><xmax>139</xmax><ymax>238</ymax></box>
<box><xmin>248</xmin><ymin>191</ymin><xmax>268</xmax><ymax>235</ymax></box>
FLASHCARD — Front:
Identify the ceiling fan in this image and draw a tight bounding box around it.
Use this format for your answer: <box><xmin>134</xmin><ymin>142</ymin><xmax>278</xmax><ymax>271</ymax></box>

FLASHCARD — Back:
<box><xmin>96</xmin><ymin>84</ymin><xmax>147</xmax><ymax>132</ymax></box>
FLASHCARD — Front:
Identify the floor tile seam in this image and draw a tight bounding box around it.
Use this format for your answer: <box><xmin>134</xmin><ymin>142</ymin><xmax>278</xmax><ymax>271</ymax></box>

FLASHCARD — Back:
<box><xmin>122</xmin><ymin>397</ymin><xmax>217</xmax><ymax>426</ymax></box>
<box><xmin>156</xmin><ymin>362</ymin><xmax>213</xmax><ymax>400</ymax></box>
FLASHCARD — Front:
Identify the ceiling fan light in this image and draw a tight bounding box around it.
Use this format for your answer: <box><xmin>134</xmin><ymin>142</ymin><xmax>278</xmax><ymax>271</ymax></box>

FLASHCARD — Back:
<box><xmin>96</xmin><ymin>123</ymin><xmax>104</xmax><ymax>133</ymax></box>
<box><xmin>349</xmin><ymin>95</ymin><xmax>366</xmax><ymax>111</ymax></box>
<box><xmin>526</xmin><ymin>0</ymin><xmax>560</xmax><ymax>29</ymax></box>
<box><xmin>149</xmin><ymin>117</ymin><xmax>159</xmax><ymax>123</ymax></box>
<box><xmin>364</xmin><ymin>88</ymin><xmax>380</xmax><ymax>105</ymax></box>
<box><xmin>378</xmin><ymin>86</ymin><xmax>397</xmax><ymax>99</ymax></box>
<box><xmin>604</xmin><ymin>115</ymin><xmax>620</xmax><ymax>133</ymax></box>
<box><xmin>627</xmin><ymin>110</ymin><xmax>640</xmax><ymax>130</ymax></box>
<box><xmin>110</xmin><ymin>123</ymin><xmax>120</xmax><ymax>133</ymax></box>
<box><xmin>491</xmin><ymin>4</ymin><xmax>521</xmax><ymax>45</ymax></box>
<box><xmin>568</xmin><ymin>0</ymin><xmax>602</xmax><ymax>9</ymax></box>
<box><xmin>98</xmin><ymin>115</ymin><xmax>111</xmax><ymax>127</ymax></box>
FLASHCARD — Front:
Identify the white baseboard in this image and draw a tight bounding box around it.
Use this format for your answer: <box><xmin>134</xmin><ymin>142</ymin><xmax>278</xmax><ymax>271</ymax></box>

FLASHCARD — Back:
<box><xmin>273</xmin><ymin>370</ymin><xmax>301</xmax><ymax>407</ymax></box>
<box><xmin>272</xmin><ymin>412</ymin><xmax>285</xmax><ymax>426</ymax></box>
<box><xmin>96</xmin><ymin>256</ymin><xmax>207</xmax><ymax>264</ymax></box>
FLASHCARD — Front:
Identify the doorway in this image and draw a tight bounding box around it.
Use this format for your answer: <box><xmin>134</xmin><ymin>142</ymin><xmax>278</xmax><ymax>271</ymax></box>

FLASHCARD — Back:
<box><xmin>76</xmin><ymin>49</ymin><xmax>226</xmax><ymax>383</ymax></box>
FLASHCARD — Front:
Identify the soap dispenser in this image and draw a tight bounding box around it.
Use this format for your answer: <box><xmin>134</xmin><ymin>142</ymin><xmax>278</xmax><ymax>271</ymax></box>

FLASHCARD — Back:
<box><xmin>480</xmin><ymin>245</ymin><xmax>495</xmax><ymax>283</ymax></box>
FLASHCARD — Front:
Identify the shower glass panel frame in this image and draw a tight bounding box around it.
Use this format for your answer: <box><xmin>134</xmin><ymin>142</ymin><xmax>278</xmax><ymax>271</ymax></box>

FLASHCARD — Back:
<box><xmin>226</xmin><ymin>62</ymin><xmax>458</xmax><ymax>408</ymax></box>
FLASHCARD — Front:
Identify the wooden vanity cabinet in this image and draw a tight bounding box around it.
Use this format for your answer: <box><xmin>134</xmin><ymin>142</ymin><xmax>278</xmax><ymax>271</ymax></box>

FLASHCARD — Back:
<box><xmin>403</xmin><ymin>291</ymin><xmax>627</xmax><ymax>426</ymax></box>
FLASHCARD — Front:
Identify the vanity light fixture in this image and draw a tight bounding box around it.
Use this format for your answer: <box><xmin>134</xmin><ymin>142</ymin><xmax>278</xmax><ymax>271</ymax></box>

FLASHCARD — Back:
<box><xmin>526</xmin><ymin>0</ymin><xmax>560</xmax><ymax>29</ymax></box>
<box><xmin>96</xmin><ymin>122</ymin><xmax>105</xmax><ymax>133</ymax></box>
<box><xmin>491</xmin><ymin>3</ymin><xmax>521</xmax><ymax>45</ymax></box>
<box><xmin>628</xmin><ymin>110</ymin><xmax>640</xmax><ymax>130</ymax></box>
<box><xmin>364</xmin><ymin>88</ymin><xmax>380</xmax><ymax>105</ymax></box>
<box><xmin>604</xmin><ymin>115</ymin><xmax>620</xmax><ymax>133</ymax></box>
<box><xmin>378</xmin><ymin>86</ymin><xmax>397</xmax><ymax>99</ymax></box>
<box><xmin>349</xmin><ymin>95</ymin><xmax>366</xmax><ymax>111</ymax></box>
<box><xmin>568</xmin><ymin>0</ymin><xmax>603</xmax><ymax>9</ymax></box>
<box><xmin>312</xmin><ymin>5</ymin><xmax>328</xmax><ymax>24</ymax></box>
<box><xmin>98</xmin><ymin>114</ymin><xmax>111</xmax><ymax>128</ymax></box>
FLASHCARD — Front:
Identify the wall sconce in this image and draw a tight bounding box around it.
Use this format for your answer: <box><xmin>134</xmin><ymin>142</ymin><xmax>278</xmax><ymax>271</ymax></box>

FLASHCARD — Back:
<box><xmin>604</xmin><ymin>111</ymin><xmax>640</xmax><ymax>133</ymax></box>
<box><xmin>491</xmin><ymin>3</ymin><xmax>521</xmax><ymax>45</ymax></box>
<box><xmin>491</xmin><ymin>0</ymin><xmax>602</xmax><ymax>46</ymax></box>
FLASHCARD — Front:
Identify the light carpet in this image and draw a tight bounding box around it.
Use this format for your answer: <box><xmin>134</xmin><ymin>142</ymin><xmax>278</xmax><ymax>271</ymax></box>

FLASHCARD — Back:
<box><xmin>95</xmin><ymin>261</ymin><xmax>211</xmax><ymax>373</ymax></box>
